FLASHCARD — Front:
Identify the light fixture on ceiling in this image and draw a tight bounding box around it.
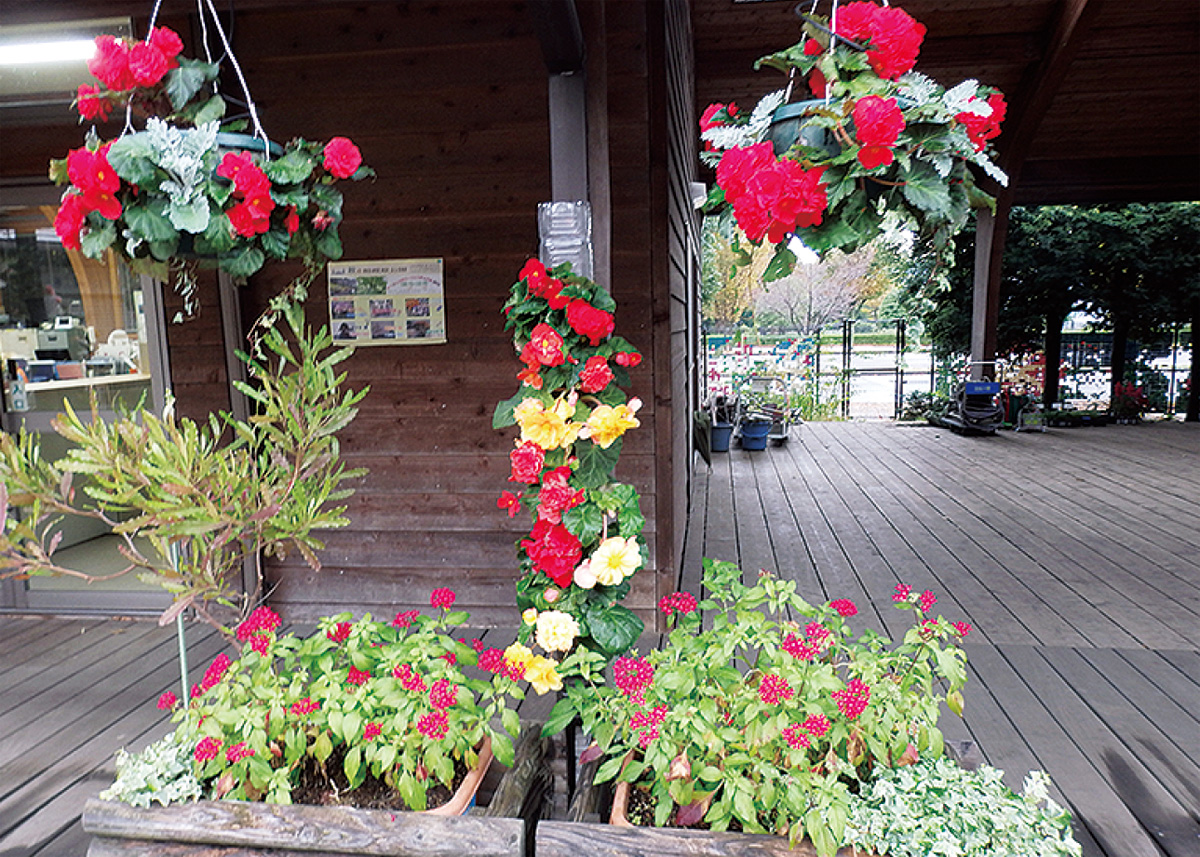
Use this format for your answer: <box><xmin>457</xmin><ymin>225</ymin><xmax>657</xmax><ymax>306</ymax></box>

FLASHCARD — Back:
<box><xmin>0</xmin><ymin>38</ymin><xmax>97</xmax><ymax>66</ymax></box>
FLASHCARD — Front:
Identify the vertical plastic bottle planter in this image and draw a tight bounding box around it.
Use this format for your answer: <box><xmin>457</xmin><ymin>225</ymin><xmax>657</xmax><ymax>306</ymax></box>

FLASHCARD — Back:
<box><xmin>711</xmin><ymin>422</ymin><xmax>734</xmax><ymax>452</ymax></box>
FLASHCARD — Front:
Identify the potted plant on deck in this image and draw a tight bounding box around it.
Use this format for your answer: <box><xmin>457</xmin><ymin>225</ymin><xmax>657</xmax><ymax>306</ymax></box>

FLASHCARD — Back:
<box><xmin>82</xmin><ymin>589</ymin><xmax>550</xmax><ymax>856</ymax></box>
<box><xmin>50</xmin><ymin>22</ymin><xmax>372</xmax><ymax>323</ymax></box>
<box><xmin>700</xmin><ymin>0</ymin><xmax>1008</xmax><ymax>281</ymax></box>
<box><xmin>536</xmin><ymin>559</ymin><xmax>1082</xmax><ymax>857</ymax></box>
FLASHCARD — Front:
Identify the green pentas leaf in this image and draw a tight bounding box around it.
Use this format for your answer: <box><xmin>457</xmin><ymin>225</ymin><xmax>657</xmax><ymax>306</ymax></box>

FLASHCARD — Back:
<box><xmin>543</xmin><ymin>697</ymin><xmax>577</xmax><ymax>737</ymax></box>
<box><xmin>107</xmin><ymin>134</ymin><xmax>158</xmax><ymax>186</ymax></box>
<box><xmin>166</xmin><ymin>58</ymin><xmax>220</xmax><ymax>111</ymax></box>
<box><xmin>265</xmin><ymin>148</ymin><xmax>315</xmax><ymax>185</ymax></box>
<box><xmin>583</xmin><ymin>601</ymin><xmax>642</xmax><ymax>657</ymax></box>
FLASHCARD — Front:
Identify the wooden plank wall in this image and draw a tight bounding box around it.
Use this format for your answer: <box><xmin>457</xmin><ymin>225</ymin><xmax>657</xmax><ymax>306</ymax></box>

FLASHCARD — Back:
<box><xmin>662</xmin><ymin>0</ymin><xmax>701</xmax><ymax>594</ymax></box>
<box><xmin>234</xmin><ymin>1</ymin><xmax>678</xmax><ymax>626</ymax></box>
<box><xmin>0</xmin><ymin>0</ymin><xmax>687</xmax><ymax>630</ymax></box>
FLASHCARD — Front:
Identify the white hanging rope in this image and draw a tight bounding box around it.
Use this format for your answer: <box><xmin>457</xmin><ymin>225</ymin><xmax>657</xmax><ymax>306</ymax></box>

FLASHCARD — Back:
<box><xmin>200</xmin><ymin>0</ymin><xmax>271</xmax><ymax>155</ymax></box>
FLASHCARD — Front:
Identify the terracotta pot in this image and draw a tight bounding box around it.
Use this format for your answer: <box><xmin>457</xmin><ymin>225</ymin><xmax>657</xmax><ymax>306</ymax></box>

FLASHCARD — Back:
<box><xmin>427</xmin><ymin>734</ymin><xmax>494</xmax><ymax>816</ymax></box>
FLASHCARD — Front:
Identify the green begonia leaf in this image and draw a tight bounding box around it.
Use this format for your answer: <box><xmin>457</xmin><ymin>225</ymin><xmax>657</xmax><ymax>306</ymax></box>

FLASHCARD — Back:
<box><xmin>79</xmin><ymin>220</ymin><xmax>117</xmax><ymax>258</ymax></box>
<box><xmin>221</xmin><ymin>245</ymin><xmax>265</xmax><ymax>278</ymax></box>
<box><xmin>265</xmin><ymin>149</ymin><xmax>315</xmax><ymax>185</ymax></box>
<box><xmin>107</xmin><ymin>134</ymin><xmax>158</xmax><ymax>186</ymax></box>
<box><xmin>583</xmin><ymin>602</ymin><xmax>642</xmax><ymax>657</ymax></box>
<box><xmin>574</xmin><ymin>438</ymin><xmax>621</xmax><ymax>488</ymax></box>
<box><xmin>166</xmin><ymin>59</ymin><xmax>219</xmax><ymax>112</ymax></box>
<box><xmin>125</xmin><ymin>202</ymin><xmax>180</xmax><ymax>242</ymax></box>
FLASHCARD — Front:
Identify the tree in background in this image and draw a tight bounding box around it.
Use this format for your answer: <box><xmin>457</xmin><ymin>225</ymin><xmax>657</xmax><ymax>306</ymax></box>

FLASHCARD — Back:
<box><xmin>912</xmin><ymin>203</ymin><xmax>1199</xmax><ymax>416</ymax></box>
<box><xmin>701</xmin><ymin>216</ymin><xmax>769</xmax><ymax>331</ymax></box>
<box><xmin>755</xmin><ymin>245</ymin><xmax>878</xmax><ymax>335</ymax></box>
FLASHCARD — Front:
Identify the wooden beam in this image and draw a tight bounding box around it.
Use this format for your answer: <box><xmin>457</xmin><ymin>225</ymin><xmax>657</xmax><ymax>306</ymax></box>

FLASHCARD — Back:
<box><xmin>972</xmin><ymin>0</ymin><xmax>1103</xmax><ymax>381</ymax></box>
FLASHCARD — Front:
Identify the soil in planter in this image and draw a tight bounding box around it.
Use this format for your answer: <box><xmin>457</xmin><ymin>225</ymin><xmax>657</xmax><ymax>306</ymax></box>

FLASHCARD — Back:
<box><xmin>624</xmin><ymin>785</ymin><xmax>744</xmax><ymax>832</ymax></box>
<box><xmin>291</xmin><ymin>745</ymin><xmax>465</xmax><ymax>811</ymax></box>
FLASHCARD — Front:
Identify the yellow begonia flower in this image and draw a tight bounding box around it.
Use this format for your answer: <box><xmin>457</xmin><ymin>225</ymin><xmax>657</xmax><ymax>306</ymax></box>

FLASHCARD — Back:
<box><xmin>535</xmin><ymin>610</ymin><xmax>580</xmax><ymax>653</ymax></box>
<box><xmin>590</xmin><ymin>536</ymin><xmax>642</xmax><ymax>586</ymax></box>
<box><xmin>504</xmin><ymin>642</ymin><xmax>534</xmax><ymax>671</ymax></box>
<box><xmin>585</xmin><ymin>398</ymin><xmax>641</xmax><ymax>448</ymax></box>
<box><xmin>522</xmin><ymin>608</ymin><xmax>539</xmax><ymax>626</ymax></box>
<box><xmin>525</xmin><ymin>655</ymin><xmax>563</xmax><ymax>695</ymax></box>
<box><xmin>514</xmin><ymin>397</ymin><xmax>582</xmax><ymax>450</ymax></box>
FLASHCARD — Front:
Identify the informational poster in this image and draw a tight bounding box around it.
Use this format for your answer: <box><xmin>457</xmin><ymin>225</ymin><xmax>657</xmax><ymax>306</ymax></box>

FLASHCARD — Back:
<box><xmin>327</xmin><ymin>258</ymin><xmax>446</xmax><ymax>345</ymax></box>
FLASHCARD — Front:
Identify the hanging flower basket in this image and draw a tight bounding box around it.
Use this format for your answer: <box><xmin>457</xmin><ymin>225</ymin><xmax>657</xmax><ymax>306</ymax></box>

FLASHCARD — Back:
<box><xmin>49</xmin><ymin>11</ymin><xmax>373</xmax><ymax>322</ymax></box>
<box><xmin>700</xmin><ymin>0</ymin><xmax>1008</xmax><ymax>281</ymax></box>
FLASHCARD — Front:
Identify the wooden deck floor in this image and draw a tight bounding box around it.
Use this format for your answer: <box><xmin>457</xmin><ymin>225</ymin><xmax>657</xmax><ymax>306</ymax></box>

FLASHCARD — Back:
<box><xmin>683</xmin><ymin>419</ymin><xmax>1199</xmax><ymax>857</ymax></box>
<box><xmin>3</xmin><ymin>420</ymin><xmax>1197</xmax><ymax>856</ymax></box>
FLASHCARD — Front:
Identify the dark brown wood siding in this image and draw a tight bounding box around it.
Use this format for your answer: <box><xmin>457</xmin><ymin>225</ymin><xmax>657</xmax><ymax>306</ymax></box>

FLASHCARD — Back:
<box><xmin>0</xmin><ymin>0</ymin><xmax>689</xmax><ymax>630</ymax></box>
<box><xmin>663</xmin><ymin>0</ymin><xmax>701</xmax><ymax>594</ymax></box>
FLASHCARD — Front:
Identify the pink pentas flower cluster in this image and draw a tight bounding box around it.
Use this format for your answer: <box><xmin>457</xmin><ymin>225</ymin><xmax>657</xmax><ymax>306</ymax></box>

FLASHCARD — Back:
<box><xmin>363</xmin><ymin>722</ymin><xmax>382</xmax><ymax>742</ymax></box>
<box><xmin>893</xmin><ymin>583</ymin><xmax>912</xmax><ymax>602</ymax></box>
<box><xmin>658</xmin><ymin>591</ymin><xmax>698</xmax><ymax>616</ymax></box>
<box><xmin>918</xmin><ymin>589</ymin><xmax>937</xmax><ymax>612</ymax></box>
<box><xmin>417</xmin><ymin>710</ymin><xmax>449</xmax><ymax>741</ymax></box>
<box><xmin>630</xmin><ymin>704</ymin><xmax>668</xmax><ymax>748</ymax></box>
<box><xmin>392</xmin><ymin>609</ymin><xmax>420</xmax><ymax>629</ymax></box>
<box><xmin>832</xmin><ymin>678</ymin><xmax>871</xmax><ymax>720</ymax></box>
<box><xmin>194</xmin><ymin>736</ymin><xmax>222</xmax><ymax>763</ymax></box>
<box><xmin>327</xmin><ymin>622</ymin><xmax>352</xmax><ymax>643</ymax></box>
<box><xmin>829</xmin><ymin>598</ymin><xmax>857</xmax><ymax>617</ymax></box>
<box><xmin>783</xmin><ymin>622</ymin><xmax>832</xmax><ymax>661</ymax></box>
<box><xmin>290</xmin><ymin>697</ymin><xmax>320</xmax><ymax>716</ymax></box>
<box><xmin>782</xmin><ymin>712</ymin><xmax>832</xmax><ymax>751</ymax></box>
<box><xmin>346</xmin><ymin>666</ymin><xmax>371</xmax><ymax>686</ymax></box>
<box><xmin>613</xmin><ymin>656</ymin><xmax>655</xmax><ymax>704</ymax></box>
<box><xmin>715</xmin><ymin>142</ymin><xmax>828</xmax><ymax>244</ymax></box>
<box><xmin>478</xmin><ymin>648</ymin><xmax>507</xmax><ymax>674</ymax></box>
<box><xmin>157</xmin><ymin>691</ymin><xmax>177</xmax><ymax>710</ymax></box>
<box><xmin>758</xmin><ymin>673</ymin><xmax>794</xmax><ymax>706</ymax></box>
<box><xmin>225</xmin><ymin>741</ymin><xmax>254</xmax><ymax>764</ymax></box>
<box><xmin>953</xmin><ymin>621</ymin><xmax>972</xmax><ymax>638</ymax></box>
<box><xmin>430</xmin><ymin>588</ymin><xmax>456</xmax><ymax>609</ymax></box>
<box><xmin>429</xmin><ymin>678</ymin><xmax>459</xmax><ymax>710</ymax></box>
<box><xmin>192</xmin><ymin>653</ymin><xmax>231</xmax><ymax>698</ymax></box>
<box><xmin>393</xmin><ymin>663</ymin><xmax>428</xmax><ymax>692</ymax></box>
<box><xmin>782</xmin><ymin>724</ymin><xmax>811</xmax><ymax>750</ymax></box>
<box><xmin>236</xmin><ymin>606</ymin><xmax>282</xmax><ymax>648</ymax></box>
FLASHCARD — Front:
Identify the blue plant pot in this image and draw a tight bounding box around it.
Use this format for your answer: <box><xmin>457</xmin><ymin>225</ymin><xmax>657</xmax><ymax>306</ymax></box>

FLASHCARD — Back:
<box><xmin>711</xmin><ymin>422</ymin><xmax>734</xmax><ymax>453</ymax></box>
<box><xmin>740</xmin><ymin>419</ymin><xmax>772</xmax><ymax>451</ymax></box>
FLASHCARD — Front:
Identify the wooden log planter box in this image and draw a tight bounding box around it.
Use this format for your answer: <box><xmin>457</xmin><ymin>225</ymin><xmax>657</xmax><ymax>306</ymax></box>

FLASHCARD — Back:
<box><xmin>83</xmin><ymin>725</ymin><xmax>550</xmax><ymax>857</ymax></box>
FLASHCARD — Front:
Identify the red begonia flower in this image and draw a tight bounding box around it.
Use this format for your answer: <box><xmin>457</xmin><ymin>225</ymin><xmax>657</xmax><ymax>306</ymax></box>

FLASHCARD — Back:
<box><xmin>323</xmin><ymin>137</ymin><xmax>363</xmax><ymax>179</ymax></box>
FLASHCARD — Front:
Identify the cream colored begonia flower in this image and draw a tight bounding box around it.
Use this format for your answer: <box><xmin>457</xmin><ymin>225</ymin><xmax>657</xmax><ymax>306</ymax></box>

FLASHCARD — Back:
<box><xmin>524</xmin><ymin>655</ymin><xmax>563</xmax><ymax>695</ymax></box>
<box><xmin>584</xmin><ymin>398</ymin><xmax>642</xmax><ymax>448</ymax></box>
<box><xmin>535</xmin><ymin>609</ymin><xmax>580</xmax><ymax>653</ymax></box>
<box><xmin>522</xmin><ymin>608</ymin><xmax>539</xmax><ymax>626</ymax></box>
<box><xmin>590</xmin><ymin>536</ymin><xmax>642</xmax><ymax>586</ymax></box>
<box><xmin>514</xmin><ymin>397</ymin><xmax>582</xmax><ymax>450</ymax></box>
